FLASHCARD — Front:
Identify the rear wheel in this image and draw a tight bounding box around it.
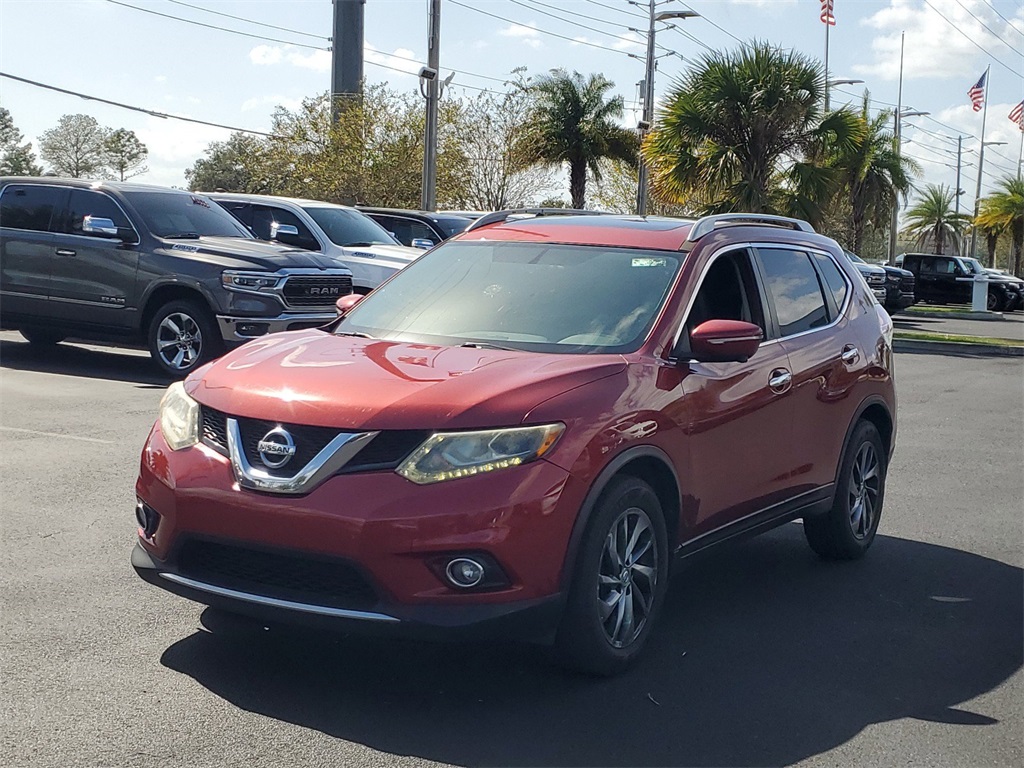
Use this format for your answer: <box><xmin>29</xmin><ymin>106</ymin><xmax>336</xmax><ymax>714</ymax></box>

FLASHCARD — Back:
<box><xmin>146</xmin><ymin>299</ymin><xmax>223</xmax><ymax>377</ymax></box>
<box><xmin>987</xmin><ymin>291</ymin><xmax>1004</xmax><ymax>312</ymax></box>
<box><xmin>554</xmin><ymin>476</ymin><xmax>669</xmax><ymax>676</ymax></box>
<box><xmin>19</xmin><ymin>327</ymin><xmax>65</xmax><ymax>345</ymax></box>
<box><xmin>804</xmin><ymin>421</ymin><xmax>886</xmax><ymax>560</ymax></box>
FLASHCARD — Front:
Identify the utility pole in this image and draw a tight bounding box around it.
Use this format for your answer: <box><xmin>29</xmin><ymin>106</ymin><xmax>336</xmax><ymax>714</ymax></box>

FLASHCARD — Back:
<box><xmin>331</xmin><ymin>0</ymin><xmax>365</xmax><ymax>122</ymax></box>
<box><xmin>955</xmin><ymin>135</ymin><xmax>963</xmax><ymax>218</ymax></box>
<box><xmin>421</xmin><ymin>0</ymin><xmax>441</xmax><ymax>211</ymax></box>
<box><xmin>888</xmin><ymin>32</ymin><xmax>904</xmax><ymax>264</ymax></box>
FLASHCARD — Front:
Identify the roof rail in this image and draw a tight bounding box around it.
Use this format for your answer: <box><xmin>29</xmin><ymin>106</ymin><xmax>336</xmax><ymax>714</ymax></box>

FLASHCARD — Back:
<box><xmin>682</xmin><ymin>213</ymin><xmax>815</xmax><ymax>249</ymax></box>
<box><xmin>465</xmin><ymin>207</ymin><xmax>610</xmax><ymax>232</ymax></box>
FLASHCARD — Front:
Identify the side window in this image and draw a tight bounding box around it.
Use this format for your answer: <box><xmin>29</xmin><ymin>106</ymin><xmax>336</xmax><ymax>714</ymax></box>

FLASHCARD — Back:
<box><xmin>407</xmin><ymin>220</ymin><xmax>438</xmax><ymax>244</ymax></box>
<box><xmin>0</xmin><ymin>184</ymin><xmax>64</xmax><ymax>232</ymax></box>
<box><xmin>377</xmin><ymin>216</ymin><xmax>411</xmax><ymax>245</ymax></box>
<box><xmin>218</xmin><ymin>202</ymin><xmax>253</xmax><ymax>230</ymax></box>
<box><xmin>757</xmin><ymin>248</ymin><xmax>829</xmax><ymax>337</ymax></box>
<box><xmin>686</xmin><ymin>249</ymin><xmax>766</xmax><ymax>336</ymax></box>
<box><xmin>933</xmin><ymin>258</ymin><xmax>955</xmax><ymax>275</ymax></box>
<box><xmin>252</xmin><ymin>206</ymin><xmax>319</xmax><ymax>250</ymax></box>
<box><xmin>919</xmin><ymin>258</ymin><xmax>937</xmax><ymax>274</ymax></box>
<box><xmin>811</xmin><ymin>252</ymin><xmax>849</xmax><ymax>311</ymax></box>
<box><xmin>64</xmin><ymin>189</ymin><xmax>134</xmax><ymax>235</ymax></box>
<box><xmin>903</xmin><ymin>255</ymin><xmax>920</xmax><ymax>272</ymax></box>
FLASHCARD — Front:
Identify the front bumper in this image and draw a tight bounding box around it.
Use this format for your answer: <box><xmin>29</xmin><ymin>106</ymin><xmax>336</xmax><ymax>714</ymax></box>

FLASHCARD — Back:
<box><xmin>216</xmin><ymin>312</ymin><xmax>336</xmax><ymax>343</ymax></box>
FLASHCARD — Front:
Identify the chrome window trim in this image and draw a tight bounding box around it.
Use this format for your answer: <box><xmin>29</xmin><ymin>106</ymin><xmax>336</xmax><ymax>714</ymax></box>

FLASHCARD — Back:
<box><xmin>159</xmin><ymin>572</ymin><xmax>400</xmax><ymax>623</ymax></box>
<box><xmin>226</xmin><ymin>417</ymin><xmax>378</xmax><ymax>494</ymax></box>
<box><xmin>670</xmin><ymin>241</ymin><xmax>853</xmax><ymax>354</ymax></box>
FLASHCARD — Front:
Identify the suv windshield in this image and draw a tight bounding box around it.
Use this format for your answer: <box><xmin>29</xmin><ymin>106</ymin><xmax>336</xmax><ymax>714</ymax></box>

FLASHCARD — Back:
<box><xmin>126</xmin><ymin>191</ymin><xmax>252</xmax><ymax>239</ymax></box>
<box><xmin>304</xmin><ymin>206</ymin><xmax>399</xmax><ymax>247</ymax></box>
<box><xmin>336</xmin><ymin>241</ymin><xmax>683</xmax><ymax>353</ymax></box>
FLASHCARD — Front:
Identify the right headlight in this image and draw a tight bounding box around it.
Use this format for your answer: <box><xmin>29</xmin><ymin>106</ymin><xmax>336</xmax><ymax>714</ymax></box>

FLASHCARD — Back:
<box><xmin>159</xmin><ymin>381</ymin><xmax>199</xmax><ymax>451</ymax></box>
<box><xmin>396</xmin><ymin>424</ymin><xmax>565</xmax><ymax>485</ymax></box>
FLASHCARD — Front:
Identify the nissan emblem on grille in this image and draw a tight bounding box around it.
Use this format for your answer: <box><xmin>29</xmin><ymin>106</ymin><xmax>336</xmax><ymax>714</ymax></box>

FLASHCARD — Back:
<box><xmin>257</xmin><ymin>427</ymin><xmax>297</xmax><ymax>469</ymax></box>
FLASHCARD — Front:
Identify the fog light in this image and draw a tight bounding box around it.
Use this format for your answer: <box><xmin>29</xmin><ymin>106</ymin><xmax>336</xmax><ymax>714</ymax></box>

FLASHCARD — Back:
<box><xmin>236</xmin><ymin>322</ymin><xmax>269</xmax><ymax>338</ymax></box>
<box><xmin>135</xmin><ymin>499</ymin><xmax>160</xmax><ymax>539</ymax></box>
<box><xmin>445</xmin><ymin>557</ymin><xmax>485</xmax><ymax>588</ymax></box>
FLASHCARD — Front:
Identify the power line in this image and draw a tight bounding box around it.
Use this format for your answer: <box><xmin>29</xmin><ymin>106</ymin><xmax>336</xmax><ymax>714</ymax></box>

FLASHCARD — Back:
<box><xmin>104</xmin><ymin>0</ymin><xmax>327</xmax><ymax>51</ymax></box>
<box><xmin>164</xmin><ymin>0</ymin><xmax>327</xmax><ymax>41</ymax></box>
<box><xmin>448</xmin><ymin>0</ymin><xmax>635</xmax><ymax>57</ymax></box>
<box><xmin>0</xmin><ymin>71</ymin><xmax>276</xmax><ymax>136</ymax></box>
<box><xmin>680</xmin><ymin>2</ymin><xmax>745</xmax><ymax>47</ymax></box>
<box><xmin>979</xmin><ymin>0</ymin><xmax>1024</xmax><ymax>36</ymax></box>
<box><xmin>921</xmin><ymin>0</ymin><xmax>1023</xmax><ymax>79</ymax></box>
<box><xmin>513</xmin><ymin>0</ymin><xmax>677</xmax><ymax>58</ymax></box>
<box><xmin>582</xmin><ymin>0</ymin><xmax>645</xmax><ymax>20</ymax></box>
<box><xmin>952</xmin><ymin>0</ymin><xmax>1024</xmax><ymax>50</ymax></box>
<box><xmin>362</xmin><ymin>59</ymin><xmax>491</xmax><ymax>93</ymax></box>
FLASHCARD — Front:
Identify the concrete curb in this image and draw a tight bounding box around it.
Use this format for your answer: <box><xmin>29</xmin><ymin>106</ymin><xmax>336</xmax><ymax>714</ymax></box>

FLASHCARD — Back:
<box><xmin>894</xmin><ymin>338</ymin><xmax>1024</xmax><ymax>357</ymax></box>
<box><xmin>902</xmin><ymin>309</ymin><xmax>1008</xmax><ymax>321</ymax></box>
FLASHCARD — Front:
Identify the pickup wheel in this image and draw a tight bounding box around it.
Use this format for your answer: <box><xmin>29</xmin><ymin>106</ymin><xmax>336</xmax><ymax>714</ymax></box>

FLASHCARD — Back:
<box><xmin>146</xmin><ymin>299</ymin><xmax>223</xmax><ymax>377</ymax></box>
<box><xmin>554</xmin><ymin>476</ymin><xmax>669</xmax><ymax>676</ymax></box>
<box><xmin>19</xmin><ymin>327</ymin><xmax>66</xmax><ymax>346</ymax></box>
<box><xmin>804</xmin><ymin>420</ymin><xmax>887</xmax><ymax>560</ymax></box>
<box><xmin>987</xmin><ymin>291</ymin><xmax>1004</xmax><ymax>312</ymax></box>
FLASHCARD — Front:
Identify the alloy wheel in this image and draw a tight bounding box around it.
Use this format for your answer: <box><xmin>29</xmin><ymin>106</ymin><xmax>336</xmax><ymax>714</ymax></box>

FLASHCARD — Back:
<box><xmin>848</xmin><ymin>442</ymin><xmax>880</xmax><ymax>539</ymax></box>
<box><xmin>597</xmin><ymin>507</ymin><xmax>658</xmax><ymax>648</ymax></box>
<box><xmin>156</xmin><ymin>312</ymin><xmax>203</xmax><ymax>372</ymax></box>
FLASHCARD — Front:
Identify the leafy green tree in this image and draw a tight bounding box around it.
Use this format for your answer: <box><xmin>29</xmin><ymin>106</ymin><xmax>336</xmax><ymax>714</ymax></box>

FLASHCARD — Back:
<box><xmin>900</xmin><ymin>184</ymin><xmax>970</xmax><ymax>255</ymax></box>
<box><xmin>591</xmin><ymin>158</ymin><xmax>694</xmax><ymax>217</ymax></box>
<box><xmin>975</xmin><ymin>176</ymin><xmax>1024</xmax><ymax>275</ymax></box>
<box><xmin>39</xmin><ymin>114</ymin><xmax>110</xmax><ymax>178</ymax></box>
<box><xmin>527</xmin><ymin>70</ymin><xmax>638</xmax><ymax>209</ymax></box>
<box><xmin>643</xmin><ymin>42</ymin><xmax>860</xmax><ymax>225</ymax></box>
<box><xmin>184</xmin><ymin>133</ymin><xmax>273</xmax><ymax>193</ymax></box>
<box><xmin>0</xmin><ymin>107</ymin><xmax>43</xmax><ymax>176</ymax></box>
<box><xmin>104</xmin><ymin>128</ymin><xmax>148</xmax><ymax>181</ymax></box>
<box><xmin>828</xmin><ymin>93</ymin><xmax>917</xmax><ymax>254</ymax></box>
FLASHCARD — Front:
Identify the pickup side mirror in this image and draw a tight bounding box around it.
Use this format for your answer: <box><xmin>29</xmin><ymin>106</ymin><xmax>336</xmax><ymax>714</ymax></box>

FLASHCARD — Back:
<box><xmin>271</xmin><ymin>222</ymin><xmax>299</xmax><ymax>239</ymax></box>
<box><xmin>411</xmin><ymin>238</ymin><xmax>435</xmax><ymax>250</ymax></box>
<box><xmin>335</xmin><ymin>293</ymin><xmax>364</xmax><ymax>315</ymax></box>
<box><xmin>688</xmin><ymin>319</ymin><xmax>763</xmax><ymax>363</ymax></box>
<box><xmin>82</xmin><ymin>216</ymin><xmax>119</xmax><ymax>238</ymax></box>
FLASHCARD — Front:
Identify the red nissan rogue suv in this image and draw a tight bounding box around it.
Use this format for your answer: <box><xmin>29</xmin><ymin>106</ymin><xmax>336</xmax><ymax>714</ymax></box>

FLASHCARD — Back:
<box><xmin>133</xmin><ymin>210</ymin><xmax>896</xmax><ymax>675</ymax></box>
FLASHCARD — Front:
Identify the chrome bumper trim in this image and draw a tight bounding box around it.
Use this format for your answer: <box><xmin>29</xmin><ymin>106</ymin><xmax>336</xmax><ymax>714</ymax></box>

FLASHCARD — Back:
<box><xmin>216</xmin><ymin>312</ymin><xmax>336</xmax><ymax>341</ymax></box>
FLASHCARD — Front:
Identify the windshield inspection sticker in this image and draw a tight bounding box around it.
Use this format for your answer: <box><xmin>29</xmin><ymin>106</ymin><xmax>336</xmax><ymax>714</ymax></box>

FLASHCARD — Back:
<box><xmin>190</xmin><ymin>196</ymin><xmax>210</xmax><ymax>208</ymax></box>
<box><xmin>632</xmin><ymin>257</ymin><xmax>669</xmax><ymax>268</ymax></box>
<box><xmin>171</xmin><ymin>243</ymin><xmax>199</xmax><ymax>253</ymax></box>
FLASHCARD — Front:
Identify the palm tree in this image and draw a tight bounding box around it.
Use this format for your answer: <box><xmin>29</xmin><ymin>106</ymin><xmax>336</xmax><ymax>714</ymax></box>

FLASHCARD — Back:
<box><xmin>528</xmin><ymin>70</ymin><xmax>638</xmax><ymax>209</ymax></box>
<box><xmin>900</xmin><ymin>184</ymin><xmax>970</xmax><ymax>255</ymax></box>
<box><xmin>975</xmin><ymin>176</ymin><xmax>1024</xmax><ymax>275</ymax></box>
<box><xmin>642</xmin><ymin>41</ymin><xmax>860</xmax><ymax>224</ymax></box>
<box><xmin>829</xmin><ymin>93</ymin><xmax>918</xmax><ymax>254</ymax></box>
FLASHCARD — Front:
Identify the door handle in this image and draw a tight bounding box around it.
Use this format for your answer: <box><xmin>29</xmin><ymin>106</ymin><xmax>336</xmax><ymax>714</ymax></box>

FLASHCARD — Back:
<box><xmin>768</xmin><ymin>368</ymin><xmax>792</xmax><ymax>393</ymax></box>
<box><xmin>841</xmin><ymin>345</ymin><xmax>860</xmax><ymax>364</ymax></box>
<box><xmin>55</xmin><ymin>249</ymin><xmax>76</xmax><ymax>257</ymax></box>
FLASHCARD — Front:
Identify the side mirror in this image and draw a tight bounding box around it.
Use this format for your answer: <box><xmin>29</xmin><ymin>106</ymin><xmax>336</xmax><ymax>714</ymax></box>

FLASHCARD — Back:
<box><xmin>271</xmin><ymin>222</ymin><xmax>300</xmax><ymax>240</ymax></box>
<box><xmin>688</xmin><ymin>319</ymin><xmax>763</xmax><ymax>363</ymax></box>
<box><xmin>335</xmin><ymin>293</ymin><xmax>364</xmax><ymax>315</ymax></box>
<box><xmin>411</xmin><ymin>238</ymin><xmax>435</xmax><ymax>250</ymax></box>
<box><xmin>82</xmin><ymin>216</ymin><xmax>119</xmax><ymax>238</ymax></box>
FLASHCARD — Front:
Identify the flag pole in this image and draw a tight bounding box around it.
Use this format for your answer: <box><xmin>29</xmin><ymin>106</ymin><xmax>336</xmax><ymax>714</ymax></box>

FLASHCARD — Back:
<box><xmin>969</xmin><ymin>65</ymin><xmax>991</xmax><ymax>263</ymax></box>
<box><xmin>824</xmin><ymin>13</ymin><xmax>831</xmax><ymax>111</ymax></box>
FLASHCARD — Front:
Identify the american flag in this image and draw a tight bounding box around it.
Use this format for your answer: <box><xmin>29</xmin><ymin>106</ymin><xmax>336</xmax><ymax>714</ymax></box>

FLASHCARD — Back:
<box><xmin>820</xmin><ymin>0</ymin><xmax>836</xmax><ymax>26</ymax></box>
<box><xmin>1010</xmin><ymin>101</ymin><xmax>1024</xmax><ymax>131</ymax></box>
<box><xmin>967</xmin><ymin>71</ymin><xmax>986</xmax><ymax>112</ymax></box>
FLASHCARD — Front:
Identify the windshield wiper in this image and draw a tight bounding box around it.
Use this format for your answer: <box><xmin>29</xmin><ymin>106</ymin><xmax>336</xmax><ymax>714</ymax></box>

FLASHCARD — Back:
<box><xmin>336</xmin><ymin>330</ymin><xmax>375</xmax><ymax>339</ymax></box>
<box><xmin>163</xmin><ymin>232</ymin><xmax>201</xmax><ymax>239</ymax></box>
<box><xmin>460</xmin><ymin>341</ymin><xmax>517</xmax><ymax>351</ymax></box>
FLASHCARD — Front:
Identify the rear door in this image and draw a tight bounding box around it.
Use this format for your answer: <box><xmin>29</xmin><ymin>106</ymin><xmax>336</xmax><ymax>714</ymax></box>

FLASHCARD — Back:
<box><xmin>0</xmin><ymin>183</ymin><xmax>66</xmax><ymax>317</ymax></box>
<box><xmin>48</xmin><ymin>188</ymin><xmax>141</xmax><ymax>329</ymax></box>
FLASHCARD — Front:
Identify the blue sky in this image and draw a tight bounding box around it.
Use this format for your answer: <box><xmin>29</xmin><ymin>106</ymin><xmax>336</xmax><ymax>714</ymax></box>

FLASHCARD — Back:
<box><xmin>1</xmin><ymin>0</ymin><xmax>1021</xmax><ymax>209</ymax></box>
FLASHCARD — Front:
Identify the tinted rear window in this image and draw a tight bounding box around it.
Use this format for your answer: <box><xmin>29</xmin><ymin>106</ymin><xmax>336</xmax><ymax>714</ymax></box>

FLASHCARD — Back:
<box><xmin>0</xmin><ymin>184</ymin><xmax>63</xmax><ymax>232</ymax></box>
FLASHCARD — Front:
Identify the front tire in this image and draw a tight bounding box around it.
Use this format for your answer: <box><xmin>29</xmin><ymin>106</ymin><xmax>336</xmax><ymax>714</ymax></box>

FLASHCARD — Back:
<box><xmin>146</xmin><ymin>299</ymin><xmax>223</xmax><ymax>377</ymax></box>
<box><xmin>987</xmin><ymin>291</ymin><xmax>1004</xmax><ymax>312</ymax></box>
<box><xmin>804</xmin><ymin>421</ymin><xmax>887</xmax><ymax>560</ymax></box>
<box><xmin>554</xmin><ymin>476</ymin><xmax>669</xmax><ymax>676</ymax></box>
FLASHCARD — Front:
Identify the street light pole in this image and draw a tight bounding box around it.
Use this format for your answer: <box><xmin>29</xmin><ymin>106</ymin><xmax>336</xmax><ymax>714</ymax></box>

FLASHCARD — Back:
<box><xmin>635</xmin><ymin>5</ymin><xmax>699</xmax><ymax>216</ymax></box>
<box><xmin>420</xmin><ymin>0</ymin><xmax>441</xmax><ymax>212</ymax></box>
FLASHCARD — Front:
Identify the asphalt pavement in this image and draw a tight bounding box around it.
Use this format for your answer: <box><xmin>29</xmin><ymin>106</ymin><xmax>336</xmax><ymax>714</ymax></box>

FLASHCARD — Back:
<box><xmin>894</xmin><ymin>309</ymin><xmax>1024</xmax><ymax>342</ymax></box>
<box><xmin>1</xmin><ymin>332</ymin><xmax>1021</xmax><ymax>768</ymax></box>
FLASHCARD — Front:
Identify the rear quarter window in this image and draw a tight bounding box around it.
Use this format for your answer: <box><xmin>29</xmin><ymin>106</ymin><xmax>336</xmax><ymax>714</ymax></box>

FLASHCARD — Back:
<box><xmin>811</xmin><ymin>252</ymin><xmax>849</xmax><ymax>311</ymax></box>
<box><xmin>0</xmin><ymin>184</ymin><xmax>64</xmax><ymax>232</ymax></box>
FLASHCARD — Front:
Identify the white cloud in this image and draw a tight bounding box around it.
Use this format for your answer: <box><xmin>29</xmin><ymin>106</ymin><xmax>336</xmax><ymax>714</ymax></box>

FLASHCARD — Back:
<box><xmin>854</xmin><ymin>0</ymin><xmax>1023</xmax><ymax>81</ymax></box>
<box><xmin>500</xmin><ymin>22</ymin><xmax>542</xmax><ymax>49</ymax></box>
<box><xmin>612</xmin><ymin>30</ymin><xmax>644</xmax><ymax>51</ymax></box>
<box><xmin>249</xmin><ymin>44</ymin><xmax>283</xmax><ymax>66</ymax></box>
<box><xmin>248</xmin><ymin>43</ymin><xmax>419</xmax><ymax>77</ymax></box>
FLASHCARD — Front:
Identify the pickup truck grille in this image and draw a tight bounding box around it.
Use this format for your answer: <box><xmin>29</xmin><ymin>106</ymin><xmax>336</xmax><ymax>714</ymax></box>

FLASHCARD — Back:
<box><xmin>281</xmin><ymin>275</ymin><xmax>353</xmax><ymax>307</ymax></box>
<box><xmin>900</xmin><ymin>274</ymin><xmax>915</xmax><ymax>292</ymax></box>
<box><xmin>864</xmin><ymin>272</ymin><xmax>886</xmax><ymax>287</ymax></box>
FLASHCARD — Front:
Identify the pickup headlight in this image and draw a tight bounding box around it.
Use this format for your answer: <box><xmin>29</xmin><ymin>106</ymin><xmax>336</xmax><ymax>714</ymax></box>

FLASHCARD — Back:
<box><xmin>159</xmin><ymin>381</ymin><xmax>199</xmax><ymax>451</ymax></box>
<box><xmin>221</xmin><ymin>270</ymin><xmax>281</xmax><ymax>291</ymax></box>
<box><xmin>397</xmin><ymin>424</ymin><xmax>565</xmax><ymax>485</ymax></box>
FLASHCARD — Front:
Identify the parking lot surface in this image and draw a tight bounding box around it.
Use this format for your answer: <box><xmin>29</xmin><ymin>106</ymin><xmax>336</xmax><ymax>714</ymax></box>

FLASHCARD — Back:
<box><xmin>2</xmin><ymin>331</ymin><xmax>1021</xmax><ymax>768</ymax></box>
<box><xmin>895</xmin><ymin>309</ymin><xmax>1024</xmax><ymax>342</ymax></box>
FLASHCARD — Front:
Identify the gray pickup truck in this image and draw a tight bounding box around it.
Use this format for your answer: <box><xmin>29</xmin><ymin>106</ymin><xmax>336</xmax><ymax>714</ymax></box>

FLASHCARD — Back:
<box><xmin>0</xmin><ymin>178</ymin><xmax>353</xmax><ymax>376</ymax></box>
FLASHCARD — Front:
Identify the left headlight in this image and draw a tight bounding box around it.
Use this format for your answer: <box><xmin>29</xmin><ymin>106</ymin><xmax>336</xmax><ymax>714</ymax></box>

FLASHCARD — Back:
<box><xmin>397</xmin><ymin>424</ymin><xmax>565</xmax><ymax>485</ymax></box>
<box><xmin>159</xmin><ymin>381</ymin><xmax>199</xmax><ymax>451</ymax></box>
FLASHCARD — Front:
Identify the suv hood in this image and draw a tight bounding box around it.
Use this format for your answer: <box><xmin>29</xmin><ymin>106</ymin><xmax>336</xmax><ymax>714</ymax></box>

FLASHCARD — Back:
<box><xmin>187</xmin><ymin>330</ymin><xmax>626</xmax><ymax>430</ymax></box>
<box><xmin>158</xmin><ymin>236</ymin><xmax>342</xmax><ymax>271</ymax></box>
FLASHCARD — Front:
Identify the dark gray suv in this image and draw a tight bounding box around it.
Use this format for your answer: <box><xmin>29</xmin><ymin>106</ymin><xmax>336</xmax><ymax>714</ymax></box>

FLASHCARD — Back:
<box><xmin>0</xmin><ymin>178</ymin><xmax>353</xmax><ymax>375</ymax></box>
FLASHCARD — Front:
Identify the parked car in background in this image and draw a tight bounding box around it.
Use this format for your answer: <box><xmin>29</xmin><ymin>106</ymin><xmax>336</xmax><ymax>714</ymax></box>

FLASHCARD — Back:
<box><xmin>844</xmin><ymin>249</ymin><xmax>915</xmax><ymax>314</ymax></box>
<box><xmin>132</xmin><ymin>209</ymin><xmax>896</xmax><ymax>675</ymax></box>
<box><xmin>842</xmin><ymin>249</ymin><xmax>888</xmax><ymax>305</ymax></box>
<box><xmin>964</xmin><ymin>258</ymin><xmax>1023</xmax><ymax>312</ymax></box>
<box><xmin>895</xmin><ymin>252</ymin><xmax>1022</xmax><ymax>312</ymax></box>
<box><xmin>357</xmin><ymin>207</ymin><xmax>474</xmax><ymax>248</ymax></box>
<box><xmin>207</xmin><ymin>193</ymin><xmax>422</xmax><ymax>293</ymax></box>
<box><xmin>0</xmin><ymin>178</ymin><xmax>353</xmax><ymax>376</ymax></box>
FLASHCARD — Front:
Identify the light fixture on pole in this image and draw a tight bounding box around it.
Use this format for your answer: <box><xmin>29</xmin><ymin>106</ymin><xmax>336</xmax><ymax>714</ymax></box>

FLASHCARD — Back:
<box><xmin>826</xmin><ymin>78</ymin><xmax>864</xmax><ymax>110</ymax></box>
<box><xmin>635</xmin><ymin>4</ymin><xmax>699</xmax><ymax>216</ymax></box>
<box><xmin>888</xmin><ymin>108</ymin><xmax>928</xmax><ymax>262</ymax></box>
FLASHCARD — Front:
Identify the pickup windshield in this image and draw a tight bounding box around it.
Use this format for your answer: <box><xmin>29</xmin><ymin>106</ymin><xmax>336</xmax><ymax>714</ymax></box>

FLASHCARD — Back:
<box><xmin>336</xmin><ymin>241</ymin><xmax>683</xmax><ymax>353</ymax></box>
<box><xmin>126</xmin><ymin>191</ymin><xmax>252</xmax><ymax>239</ymax></box>
<box><xmin>304</xmin><ymin>206</ymin><xmax>400</xmax><ymax>247</ymax></box>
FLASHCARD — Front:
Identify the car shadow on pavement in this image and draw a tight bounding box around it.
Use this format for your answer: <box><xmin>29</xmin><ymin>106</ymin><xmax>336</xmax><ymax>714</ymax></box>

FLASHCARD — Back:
<box><xmin>0</xmin><ymin>339</ymin><xmax>168</xmax><ymax>386</ymax></box>
<box><xmin>160</xmin><ymin>526</ymin><xmax>1022</xmax><ymax>767</ymax></box>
